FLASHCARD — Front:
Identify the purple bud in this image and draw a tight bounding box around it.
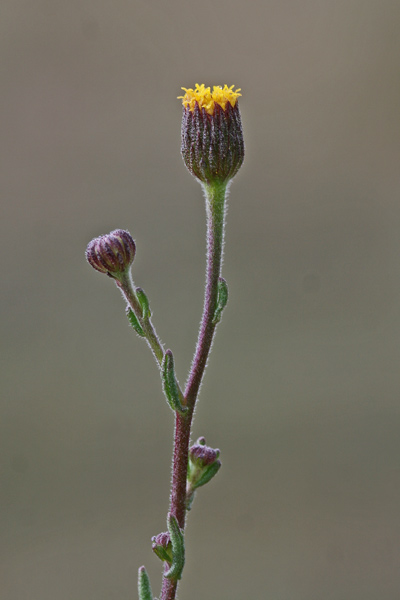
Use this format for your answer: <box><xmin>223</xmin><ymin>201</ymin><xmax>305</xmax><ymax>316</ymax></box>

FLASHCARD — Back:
<box><xmin>85</xmin><ymin>229</ymin><xmax>136</xmax><ymax>277</ymax></box>
<box><xmin>189</xmin><ymin>437</ymin><xmax>220</xmax><ymax>467</ymax></box>
<box><xmin>186</xmin><ymin>437</ymin><xmax>221</xmax><ymax>508</ymax></box>
<box><xmin>152</xmin><ymin>531</ymin><xmax>170</xmax><ymax>547</ymax></box>
<box><xmin>151</xmin><ymin>531</ymin><xmax>173</xmax><ymax>563</ymax></box>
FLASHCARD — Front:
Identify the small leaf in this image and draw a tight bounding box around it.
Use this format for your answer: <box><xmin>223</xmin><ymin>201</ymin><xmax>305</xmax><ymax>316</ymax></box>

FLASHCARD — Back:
<box><xmin>126</xmin><ymin>307</ymin><xmax>145</xmax><ymax>337</ymax></box>
<box><xmin>185</xmin><ymin>490</ymin><xmax>195</xmax><ymax>511</ymax></box>
<box><xmin>164</xmin><ymin>513</ymin><xmax>185</xmax><ymax>581</ymax></box>
<box><xmin>136</xmin><ymin>287</ymin><xmax>151</xmax><ymax>319</ymax></box>
<box><xmin>193</xmin><ymin>460</ymin><xmax>221</xmax><ymax>489</ymax></box>
<box><xmin>138</xmin><ymin>566</ymin><xmax>153</xmax><ymax>600</ymax></box>
<box><xmin>212</xmin><ymin>277</ymin><xmax>228</xmax><ymax>324</ymax></box>
<box><xmin>162</xmin><ymin>350</ymin><xmax>187</xmax><ymax>416</ymax></box>
<box><xmin>152</xmin><ymin>544</ymin><xmax>172</xmax><ymax>563</ymax></box>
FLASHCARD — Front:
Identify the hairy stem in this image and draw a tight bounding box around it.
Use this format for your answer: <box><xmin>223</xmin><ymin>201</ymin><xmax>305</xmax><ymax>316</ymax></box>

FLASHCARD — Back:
<box><xmin>117</xmin><ymin>273</ymin><xmax>165</xmax><ymax>365</ymax></box>
<box><xmin>185</xmin><ymin>182</ymin><xmax>227</xmax><ymax>408</ymax></box>
<box><xmin>160</xmin><ymin>182</ymin><xmax>227</xmax><ymax>600</ymax></box>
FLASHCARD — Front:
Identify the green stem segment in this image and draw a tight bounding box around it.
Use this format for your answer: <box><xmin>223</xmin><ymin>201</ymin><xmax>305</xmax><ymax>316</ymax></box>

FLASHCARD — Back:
<box><xmin>160</xmin><ymin>182</ymin><xmax>227</xmax><ymax>600</ymax></box>
<box><xmin>117</xmin><ymin>273</ymin><xmax>165</xmax><ymax>366</ymax></box>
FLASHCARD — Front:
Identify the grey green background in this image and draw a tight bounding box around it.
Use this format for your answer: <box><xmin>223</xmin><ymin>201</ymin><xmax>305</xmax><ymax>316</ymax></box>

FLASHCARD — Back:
<box><xmin>2</xmin><ymin>1</ymin><xmax>400</xmax><ymax>598</ymax></box>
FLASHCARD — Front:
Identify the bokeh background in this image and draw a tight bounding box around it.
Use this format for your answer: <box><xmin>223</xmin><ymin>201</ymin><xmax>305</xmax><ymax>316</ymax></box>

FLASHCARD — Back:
<box><xmin>2</xmin><ymin>1</ymin><xmax>400</xmax><ymax>598</ymax></box>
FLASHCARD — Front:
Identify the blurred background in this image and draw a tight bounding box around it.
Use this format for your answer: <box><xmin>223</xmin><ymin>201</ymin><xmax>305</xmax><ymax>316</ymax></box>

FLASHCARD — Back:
<box><xmin>1</xmin><ymin>1</ymin><xmax>400</xmax><ymax>598</ymax></box>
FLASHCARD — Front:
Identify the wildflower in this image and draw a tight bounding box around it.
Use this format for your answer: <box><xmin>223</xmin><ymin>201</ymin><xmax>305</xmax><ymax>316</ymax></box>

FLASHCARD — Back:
<box><xmin>179</xmin><ymin>84</ymin><xmax>244</xmax><ymax>185</ymax></box>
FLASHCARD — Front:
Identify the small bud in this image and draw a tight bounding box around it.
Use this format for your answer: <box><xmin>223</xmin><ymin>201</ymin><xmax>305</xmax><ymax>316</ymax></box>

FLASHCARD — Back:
<box><xmin>179</xmin><ymin>84</ymin><xmax>244</xmax><ymax>185</ymax></box>
<box><xmin>186</xmin><ymin>437</ymin><xmax>221</xmax><ymax>509</ymax></box>
<box><xmin>151</xmin><ymin>516</ymin><xmax>186</xmax><ymax>581</ymax></box>
<box><xmin>85</xmin><ymin>229</ymin><xmax>136</xmax><ymax>278</ymax></box>
<box><xmin>189</xmin><ymin>437</ymin><xmax>220</xmax><ymax>467</ymax></box>
<box><xmin>151</xmin><ymin>531</ymin><xmax>173</xmax><ymax>564</ymax></box>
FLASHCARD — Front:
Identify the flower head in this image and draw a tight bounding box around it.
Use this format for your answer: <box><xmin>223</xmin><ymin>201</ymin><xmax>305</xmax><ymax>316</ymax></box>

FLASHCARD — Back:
<box><xmin>85</xmin><ymin>229</ymin><xmax>136</xmax><ymax>278</ymax></box>
<box><xmin>179</xmin><ymin>84</ymin><xmax>241</xmax><ymax>116</ymax></box>
<box><xmin>179</xmin><ymin>84</ymin><xmax>244</xmax><ymax>185</ymax></box>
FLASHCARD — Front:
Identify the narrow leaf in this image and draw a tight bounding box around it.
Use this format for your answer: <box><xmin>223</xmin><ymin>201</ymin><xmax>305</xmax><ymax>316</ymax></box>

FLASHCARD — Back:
<box><xmin>193</xmin><ymin>460</ymin><xmax>221</xmax><ymax>489</ymax></box>
<box><xmin>164</xmin><ymin>513</ymin><xmax>185</xmax><ymax>581</ymax></box>
<box><xmin>126</xmin><ymin>307</ymin><xmax>145</xmax><ymax>337</ymax></box>
<box><xmin>138</xmin><ymin>566</ymin><xmax>153</xmax><ymax>600</ymax></box>
<box><xmin>152</xmin><ymin>545</ymin><xmax>172</xmax><ymax>563</ymax></box>
<box><xmin>136</xmin><ymin>287</ymin><xmax>151</xmax><ymax>319</ymax></box>
<box><xmin>185</xmin><ymin>490</ymin><xmax>195</xmax><ymax>511</ymax></box>
<box><xmin>212</xmin><ymin>277</ymin><xmax>228</xmax><ymax>324</ymax></box>
<box><xmin>162</xmin><ymin>350</ymin><xmax>187</xmax><ymax>416</ymax></box>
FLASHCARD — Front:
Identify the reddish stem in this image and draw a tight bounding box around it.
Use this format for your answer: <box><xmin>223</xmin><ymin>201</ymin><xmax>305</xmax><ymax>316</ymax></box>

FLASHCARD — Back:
<box><xmin>160</xmin><ymin>183</ymin><xmax>227</xmax><ymax>600</ymax></box>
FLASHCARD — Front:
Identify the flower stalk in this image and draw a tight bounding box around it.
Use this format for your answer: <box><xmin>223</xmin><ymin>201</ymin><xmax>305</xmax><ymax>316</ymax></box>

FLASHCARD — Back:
<box><xmin>159</xmin><ymin>181</ymin><xmax>227</xmax><ymax>600</ymax></box>
<box><xmin>185</xmin><ymin>182</ymin><xmax>227</xmax><ymax>407</ymax></box>
<box><xmin>85</xmin><ymin>84</ymin><xmax>244</xmax><ymax>600</ymax></box>
<box><xmin>116</xmin><ymin>272</ymin><xmax>165</xmax><ymax>366</ymax></box>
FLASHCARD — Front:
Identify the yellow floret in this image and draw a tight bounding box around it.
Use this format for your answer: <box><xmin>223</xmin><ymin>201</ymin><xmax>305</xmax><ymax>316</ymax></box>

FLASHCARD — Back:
<box><xmin>178</xmin><ymin>84</ymin><xmax>241</xmax><ymax>115</ymax></box>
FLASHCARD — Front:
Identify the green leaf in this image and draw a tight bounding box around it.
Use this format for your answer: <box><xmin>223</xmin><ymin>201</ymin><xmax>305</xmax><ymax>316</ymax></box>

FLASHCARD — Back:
<box><xmin>126</xmin><ymin>307</ymin><xmax>145</xmax><ymax>337</ymax></box>
<box><xmin>138</xmin><ymin>566</ymin><xmax>153</xmax><ymax>600</ymax></box>
<box><xmin>152</xmin><ymin>544</ymin><xmax>172</xmax><ymax>563</ymax></box>
<box><xmin>164</xmin><ymin>513</ymin><xmax>185</xmax><ymax>581</ymax></box>
<box><xmin>193</xmin><ymin>460</ymin><xmax>221</xmax><ymax>489</ymax></box>
<box><xmin>136</xmin><ymin>287</ymin><xmax>151</xmax><ymax>319</ymax></box>
<box><xmin>162</xmin><ymin>350</ymin><xmax>187</xmax><ymax>416</ymax></box>
<box><xmin>212</xmin><ymin>277</ymin><xmax>228</xmax><ymax>324</ymax></box>
<box><xmin>185</xmin><ymin>490</ymin><xmax>195</xmax><ymax>511</ymax></box>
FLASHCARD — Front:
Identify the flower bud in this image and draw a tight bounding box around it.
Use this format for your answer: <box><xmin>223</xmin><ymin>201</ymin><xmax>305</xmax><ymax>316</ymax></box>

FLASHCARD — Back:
<box><xmin>85</xmin><ymin>229</ymin><xmax>136</xmax><ymax>278</ymax></box>
<box><xmin>151</xmin><ymin>531</ymin><xmax>173</xmax><ymax>564</ymax></box>
<box><xmin>186</xmin><ymin>437</ymin><xmax>221</xmax><ymax>509</ymax></box>
<box><xmin>179</xmin><ymin>84</ymin><xmax>244</xmax><ymax>185</ymax></box>
<box><xmin>189</xmin><ymin>436</ymin><xmax>220</xmax><ymax>467</ymax></box>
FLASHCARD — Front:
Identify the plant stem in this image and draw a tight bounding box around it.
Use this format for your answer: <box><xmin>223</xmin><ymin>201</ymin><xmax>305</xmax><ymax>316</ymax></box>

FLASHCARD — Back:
<box><xmin>117</xmin><ymin>273</ymin><xmax>165</xmax><ymax>365</ymax></box>
<box><xmin>185</xmin><ymin>182</ymin><xmax>227</xmax><ymax>409</ymax></box>
<box><xmin>160</xmin><ymin>181</ymin><xmax>227</xmax><ymax>600</ymax></box>
<box><xmin>119</xmin><ymin>278</ymin><xmax>188</xmax><ymax>406</ymax></box>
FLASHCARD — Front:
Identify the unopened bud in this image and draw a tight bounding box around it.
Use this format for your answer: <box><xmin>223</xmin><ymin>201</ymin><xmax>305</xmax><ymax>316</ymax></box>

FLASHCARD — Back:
<box><xmin>189</xmin><ymin>437</ymin><xmax>220</xmax><ymax>467</ymax></box>
<box><xmin>151</xmin><ymin>531</ymin><xmax>173</xmax><ymax>564</ymax></box>
<box><xmin>85</xmin><ymin>229</ymin><xmax>136</xmax><ymax>278</ymax></box>
<box><xmin>186</xmin><ymin>437</ymin><xmax>221</xmax><ymax>509</ymax></box>
<box><xmin>179</xmin><ymin>84</ymin><xmax>244</xmax><ymax>185</ymax></box>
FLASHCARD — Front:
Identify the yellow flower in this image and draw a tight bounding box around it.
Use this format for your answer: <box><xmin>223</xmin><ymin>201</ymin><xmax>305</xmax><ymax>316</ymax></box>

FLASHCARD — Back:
<box><xmin>178</xmin><ymin>84</ymin><xmax>241</xmax><ymax>116</ymax></box>
<box><xmin>179</xmin><ymin>84</ymin><xmax>244</xmax><ymax>185</ymax></box>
